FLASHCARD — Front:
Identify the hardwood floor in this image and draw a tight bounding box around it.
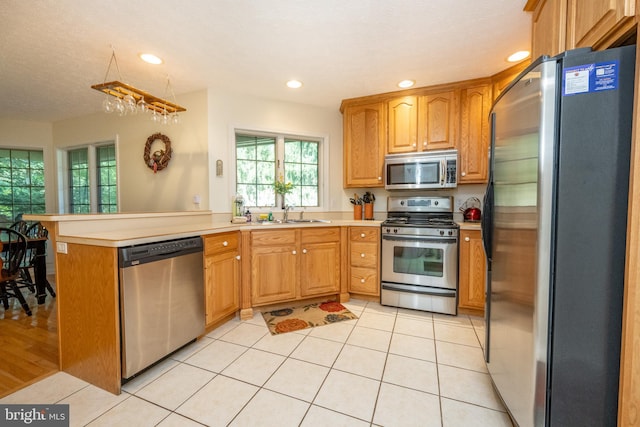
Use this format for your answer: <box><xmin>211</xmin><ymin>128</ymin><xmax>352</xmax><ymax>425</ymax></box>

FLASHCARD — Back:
<box><xmin>0</xmin><ymin>278</ymin><xmax>58</xmax><ymax>398</ymax></box>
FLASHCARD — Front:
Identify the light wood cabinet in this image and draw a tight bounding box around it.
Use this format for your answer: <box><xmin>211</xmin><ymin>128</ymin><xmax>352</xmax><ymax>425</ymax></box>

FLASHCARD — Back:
<box><xmin>528</xmin><ymin>0</ymin><xmax>567</xmax><ymax>60</ymax></box>
<box><xmin>566</xmin><ymin>0</ymin><xmax>635</xmax><ymax>51</ymax></box>
<box><xmin>458</xmin><ymin>83</ymin><xmax>491</xmax><ymax>184</ymax></box>
<box><xmin>204</xmin><ymin>232</ymin><xmax>240</xmax><ymax>327</ymax></box>
<box><xmin>343</xmin><ymin>101</ymin><xmax>386</xmax><ymax>188</ymax></box>
<box><xmin>300</xmin><ymin>228</ymin><xmax>342</xmax><ymax>297</ymax></box>
<box><xmin>348</xmin><ymin>227</ymin><xmax>380</xmax><ymax>296</ymax></box>
<box><xmin>458</xmin><ymin>229</ymin><xmax>486</xmax><ymax>315</ymax></box>
<box><xmin>250</xmin><ymin>227</ymin><xmax>342</xmax><ymax>305</ymax></box>
<box><xmin>417</xmin><ymin>90</ymin><xmax>458</xmax><ymax>151</ymax></box>
<box><xmin>250</xmin><ymin>229</ymin><xmax>298</xmax><ymax>305</ymax></box>
<box><xmin>387</xmin><ymin>96</ymin><xmax>418</xmax><ymax>154</ymax></box>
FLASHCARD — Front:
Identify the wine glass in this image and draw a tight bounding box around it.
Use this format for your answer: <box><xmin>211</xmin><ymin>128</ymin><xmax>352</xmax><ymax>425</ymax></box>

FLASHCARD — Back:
<box><xmin>137</xmin><ymin>97</ymin><xmax>148</xmax><ymax>114</ymax></box>
<box><xmin>123</xmin><ymin>94</ymin><xmax>136</xmax><ymax>114</ymax></box>
<box><xmin>102</xmin><ymin>96</ymin><xmax>114</xmax><ymax>113</ymax></box>
<box><xmin>113</xmin><ymin>98</ymin><xmax>125</xmax><ymax>116</ymax></box>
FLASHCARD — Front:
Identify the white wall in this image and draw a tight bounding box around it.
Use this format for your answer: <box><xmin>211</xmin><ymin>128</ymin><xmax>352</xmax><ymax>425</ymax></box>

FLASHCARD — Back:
<box><xmin>207</xmin><ymin>90</ymin><xmax>345</xmax><ymax>213</ymax></box>
<box><xmin>52</xmin><ymin>90</ymin><xmax>208</xmax><ymax>212</ymax></box>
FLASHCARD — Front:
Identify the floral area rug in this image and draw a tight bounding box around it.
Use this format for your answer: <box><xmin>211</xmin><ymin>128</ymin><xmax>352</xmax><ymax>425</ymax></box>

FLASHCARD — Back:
<box><xmin>262</xmin><ymin>301</ymin><xmax>358</xmax><ymax>335</ymax></box>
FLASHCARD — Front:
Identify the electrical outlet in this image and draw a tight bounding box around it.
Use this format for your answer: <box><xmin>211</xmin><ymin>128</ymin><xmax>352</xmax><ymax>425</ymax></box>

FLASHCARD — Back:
<box><xmin>56</xmin><ymin>242</ymin><xmax>68</xmax><ymax>254</ymax></box>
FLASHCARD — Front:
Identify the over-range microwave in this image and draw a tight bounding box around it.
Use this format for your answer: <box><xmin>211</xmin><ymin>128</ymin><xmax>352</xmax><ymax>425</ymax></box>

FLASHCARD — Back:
<box><xmin>384</xmin><ymin>150</ymin><xmax>458</xmax><ymax>190</ymax></box>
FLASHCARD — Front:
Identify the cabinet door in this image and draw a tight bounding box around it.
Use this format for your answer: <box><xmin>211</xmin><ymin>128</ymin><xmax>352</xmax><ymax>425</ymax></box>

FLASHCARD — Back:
<box><xmin>459</xmin><ymin>229</ymin><xmax>486</xmax><ymax>313</ymax></box>
<box><xmin>491</xmin><ymin>61</ymin><xmax>530</xmax><ymax>102</ymax></box>
<box><xmin>459</xmin><ymin>84</ymin><xmax>491</xmax><ymax>184</ymax></box>
<box><xmin>300</xmin><ymin>240</ymin><xmax>341</xmax><ymax>296</ymax></box>
<box><xmin>343</xmin><ymin>102</ymin><xmax>386</xmax><ymax>188</ymax></box>
<box><xmin>204</xmin><ymin>250</ymin><xmax>240</xmax><ymax>326</ymax></box>
<box><xmin>566</xmin><ymin>0</ymin><xmax>635</xmax><ymax>50</ymax></box>
<box><xmin>530</xmin><ymin>0</ymin><xmax>567</xmax><ymax>60</ymax></box>
<box><xmin>387</xmin><ymin>96</ymin><xmax>418</xmax><ymax>154</ymax></box>
<box><xmin>251</xmin><ymin>245</ymin><xmax>298</xmax><ymax>305</ymax></box>
<box><xmin>417</xmin><ymin>91</ymin><xmax>457</xmax><ymax>151</ymax></box>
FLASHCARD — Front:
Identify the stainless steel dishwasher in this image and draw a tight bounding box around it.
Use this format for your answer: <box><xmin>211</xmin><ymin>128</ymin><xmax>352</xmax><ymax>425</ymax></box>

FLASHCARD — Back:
<box><xmin>118</xmin><ymin>236</ymin><xmax>204</xmax><ymax>379</ymax></box>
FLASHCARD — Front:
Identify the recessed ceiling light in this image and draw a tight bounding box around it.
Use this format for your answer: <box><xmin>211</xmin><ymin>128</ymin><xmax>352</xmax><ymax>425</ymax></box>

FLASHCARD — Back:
<box><xmin>507</xmin><ymin>50</ymin><xmax>530</xmax><ymax>63</ymax></box>
<box><xmin>139</xmin><ymin>53</ymin><xmax>163</xmax><ymax>65</ymax></box>
<box><xmin>398</xmin><ymin>80</ymin><xmax>415</xmax><ymax>89</ymax></box>
<box><xmin>286</xmin><ymin>80</ymin><xmax>303</xmax><ymax>89</ymax></box>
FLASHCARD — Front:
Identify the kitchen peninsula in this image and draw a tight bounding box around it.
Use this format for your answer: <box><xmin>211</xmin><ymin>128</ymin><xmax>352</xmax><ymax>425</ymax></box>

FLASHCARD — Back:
<box><xmin>25</xmin><ymin>211</ymin><xmax>381</xmax><ymax>395</ymax></box>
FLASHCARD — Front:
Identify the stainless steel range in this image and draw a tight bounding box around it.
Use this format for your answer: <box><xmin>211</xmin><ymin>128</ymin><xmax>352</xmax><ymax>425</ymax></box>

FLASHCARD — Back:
<box><xmin>381</xmin><ymin>196</ymin><xmax>459</xmax><ymax>315</ymax></box>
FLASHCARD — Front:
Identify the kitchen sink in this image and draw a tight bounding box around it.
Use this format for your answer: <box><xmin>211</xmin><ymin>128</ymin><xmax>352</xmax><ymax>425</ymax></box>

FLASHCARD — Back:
<box><xmin>285</xmin><ymin>219</ymin><xmax>331</xmax><ymax>223</ymax></box>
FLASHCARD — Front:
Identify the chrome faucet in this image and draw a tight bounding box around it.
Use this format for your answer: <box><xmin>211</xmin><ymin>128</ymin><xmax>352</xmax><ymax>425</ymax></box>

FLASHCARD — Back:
<box><xmin>283</xmin><ymin>204</ymin><xmax>294</xmax><ymax>221</ymax></box>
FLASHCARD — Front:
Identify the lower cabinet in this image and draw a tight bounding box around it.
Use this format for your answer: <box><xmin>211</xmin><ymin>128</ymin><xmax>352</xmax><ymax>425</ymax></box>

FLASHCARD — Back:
<box><xmin>458</xmin><ymin>229</ymin><xmax>486</xmax><ymax>314</ymax></box>
<box><xmin>250</xmin><ymin>227</ymin><xmax>341</xmax><ymax>306</ymax></box>
<box><xmin>348</xmin><ymin>226</ymin><xmax>380</xmax><ymax>296</ymax></box>
<box><xmin>204</xmin><ymin>232</ymin><xmax>241</xmax><ymax>326</ymax></box>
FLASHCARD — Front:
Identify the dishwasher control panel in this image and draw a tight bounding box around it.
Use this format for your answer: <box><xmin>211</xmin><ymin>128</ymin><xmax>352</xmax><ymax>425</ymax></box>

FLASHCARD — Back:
<box><xmin>119</xmin><ymin>236</ymin><xmax>203</xmax><ymax>267</ymax></box>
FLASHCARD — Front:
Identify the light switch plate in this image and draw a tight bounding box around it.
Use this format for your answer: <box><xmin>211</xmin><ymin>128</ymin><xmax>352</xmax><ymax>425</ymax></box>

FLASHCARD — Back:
<box><xmin>56</xmin><ymin>242</ymin><xmax>68</xmax><ymax>254</ymax></box>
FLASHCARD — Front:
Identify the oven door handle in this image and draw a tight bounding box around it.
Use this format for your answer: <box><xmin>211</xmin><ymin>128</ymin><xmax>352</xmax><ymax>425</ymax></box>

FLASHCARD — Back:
<box><xmin>382</xmin><ymin>235</ymin><xmax>457</xmax><ymax>244</ymax></box>
<box><xmin>382</xmin><ymin>283</ymin><xmax>456</xmax><ymax>297</ymax></box>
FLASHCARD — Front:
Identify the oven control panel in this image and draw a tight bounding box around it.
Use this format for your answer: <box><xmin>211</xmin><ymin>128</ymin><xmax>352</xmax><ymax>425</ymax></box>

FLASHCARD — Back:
<box><xmin>382</xmin><ymin>226</ymin><xmax>458</xmax><ymax>238</ymax></box>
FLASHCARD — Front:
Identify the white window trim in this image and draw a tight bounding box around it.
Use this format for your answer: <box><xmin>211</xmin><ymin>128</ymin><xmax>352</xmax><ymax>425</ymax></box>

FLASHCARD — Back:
<box><xmin>231</xmin><ymin>126</ymin><xmax>329</xmax><ymax>213</ymax></box>
<box><xmin>57</xmin><ymin>136</ymin><xmax>121</xmax><ymax>214</ymax></box>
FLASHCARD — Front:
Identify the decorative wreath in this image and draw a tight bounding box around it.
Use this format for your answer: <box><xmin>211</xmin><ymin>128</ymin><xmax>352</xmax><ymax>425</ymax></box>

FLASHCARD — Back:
<box><xmin>143</xmin><ymin>133</ymin><xmax>172</xmax><ymax>173</ymax></box>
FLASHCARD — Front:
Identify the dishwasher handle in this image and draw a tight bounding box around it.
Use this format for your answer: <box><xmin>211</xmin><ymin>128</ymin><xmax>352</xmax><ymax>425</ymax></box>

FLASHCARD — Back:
<box><xmin>119</xmin><ymin>237</ymin><xmax>203</xmax><ymax>268</ymax></box>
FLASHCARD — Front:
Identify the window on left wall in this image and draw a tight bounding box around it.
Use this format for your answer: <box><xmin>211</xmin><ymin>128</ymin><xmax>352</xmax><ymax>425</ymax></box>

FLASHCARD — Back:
<box><xmin>0</xmin><ymin>149</ymin><xmax>46</xmax><ymax>224</ymax></box>
<box><xmin>65</xmin><ymin>142</ymin><xmax>118</xmax><ymax>213</ymax></box>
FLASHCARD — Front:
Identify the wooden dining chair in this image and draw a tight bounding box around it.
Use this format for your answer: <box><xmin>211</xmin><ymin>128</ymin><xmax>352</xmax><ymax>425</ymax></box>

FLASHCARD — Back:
<box><xmin>0</xmin><ymin>228</ymin><xmax>31</xmax><ymax>316</ymax></box>
<box><xmin>19</xmin><ymin>222</ymin><xmax>56</xmax><ymax>298</ymax></box>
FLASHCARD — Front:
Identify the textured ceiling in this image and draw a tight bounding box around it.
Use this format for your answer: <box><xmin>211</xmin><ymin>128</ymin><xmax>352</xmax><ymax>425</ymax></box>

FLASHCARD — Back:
<box><xmin>0</xmin><ymin>0</ymin><xmax>531</xmax><ymax>122</ymax></box>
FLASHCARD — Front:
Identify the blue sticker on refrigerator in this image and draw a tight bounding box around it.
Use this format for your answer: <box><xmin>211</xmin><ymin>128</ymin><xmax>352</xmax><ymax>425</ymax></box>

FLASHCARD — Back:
<box><xmin>563</xmin><ymin>60</ymin><xmax>619</xmax><ymax>96</ymax></box>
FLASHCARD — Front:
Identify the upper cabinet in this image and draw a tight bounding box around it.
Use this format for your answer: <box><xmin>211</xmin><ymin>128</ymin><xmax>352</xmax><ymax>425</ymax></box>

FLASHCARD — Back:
<box><xmin>566</xmin><ymin>0</ymin><xmax>636</xmax><ymax>50</ymax></box>
<box><xmin>529</xmin><ymin>0</ymin><xmax>568</xmax><ymax>60</ymax></box>
<box><xmin>417</xmin><ymin>90</ymin><xmax>458</xmax><ymax>151</ymax></box>
<box><xmin>387</xmin><ymin>92</ymin><xmax>457</xmax><ymax>154</ymax></box>
<box><xmin>387</xmin><ymin>96</ymin><xmax>418</xmax><ymax>154</ymax></box>
<box><xmin>459</xmin><ymin>82</ymin><xmax>491</xmax><ymax>184</ymax></box>
<box><xmin>342</xmin><ymin>101</ymin><xmax>386</xmax><ymax>188</ymax></box>
<box><xmin>525</xmin><ymin>0</ymin><xmax>636</xmax><ymax>60</ymax></box>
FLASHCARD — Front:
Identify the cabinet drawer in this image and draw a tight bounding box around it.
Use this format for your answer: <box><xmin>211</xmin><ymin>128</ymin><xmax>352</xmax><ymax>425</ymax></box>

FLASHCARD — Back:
<box><xmin>350</xmin><ymin>227</ymin><xmax>379</xmax><ymax>242</ymax></box>
<box><xmin>349</xmin><ymin>267</ymin><xmax>379</xmax><ymax>295</ymax></box>
<box><xmin>301</xmin><ymin>227</ymin><xmax>340</xmax><ymax>243</ymax></box>
<box><xmin>252</xmin><ymin>229</ymin><xmax>297</xmax><ymax>246</ymax></box>
<box><xmin>204</xmin><ymin>232</ymin><xmax>239</xmax><ymax>255</ymax></box>
<box><xmin>350</xmin><ymin>242</ymin><xmax>378</xmax><ymax>268</ymax></box>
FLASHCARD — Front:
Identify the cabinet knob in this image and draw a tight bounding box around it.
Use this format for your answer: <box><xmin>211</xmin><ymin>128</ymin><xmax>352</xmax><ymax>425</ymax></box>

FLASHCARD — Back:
<box><xmin>360</xmin><ymin>233</ymin><xmax>365</xmax><ymax>238</ymax></box>
<box><xmin>292</xmin><ymin>250</ymin><xmax>297</xmax><ymax>255</ymax></box>
<box><xmin>361</xmin><ymin>253</ymin><xmax>365</xmax><ymax>258</ymax></box>
<box><xmin>461</xmin><ymin>172</ymin><xmax>466</xmax><ymax>177</ymax></box>
<box><xmin>423</xmin><ymin>141</ymin><xmax>427</xmax><ymax>146</ymax></box>
<box><xmin>378</xmin><ymin>176</ymin><xmax>382</xmax><ymax>180</ymax></box>
<box><xmin>412</xmin><ymin>143</ymin><xmax>416</xmax><ymax>147</ymax></box>
<box><xmin>465</xmin><ymin>237</ymin><xmax>470</xmax><ymax>242</ymax></box>
<box><xmin>360</xmin><ymin>278</ymin><xmax>365</xmax><ymax>283</ymax></box>
<box><xmin>223</xmin><ymin>241</ymin><xmax>228</xmax><ymax>246</ymax></box>
<box><xmin>236</xmin><ymin>255</ymin><xmax>241</xmax><ymax>260</ymax></box>
<box><xmin>302</xmin><ymin>249</ymin><xmax>308</xmax><ymax>254</ymax></box>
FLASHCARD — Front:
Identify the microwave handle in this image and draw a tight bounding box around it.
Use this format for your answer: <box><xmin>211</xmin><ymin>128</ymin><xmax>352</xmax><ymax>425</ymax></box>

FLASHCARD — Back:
<box><xmin>440</xmin><ymin>159</ymin><xmax>445</xmax><ymax>186</ymax></box>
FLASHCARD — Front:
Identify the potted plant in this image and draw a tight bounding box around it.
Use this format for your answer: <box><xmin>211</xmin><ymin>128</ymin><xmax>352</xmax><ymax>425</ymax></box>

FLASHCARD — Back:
<box><xmin>274</xmin><ymin>175</ymin><xmax>294</xmax><ymax>208</ymax></box>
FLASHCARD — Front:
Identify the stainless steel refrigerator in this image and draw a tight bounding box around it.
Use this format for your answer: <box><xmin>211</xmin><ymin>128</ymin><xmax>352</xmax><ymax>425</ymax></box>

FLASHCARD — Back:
<box><xmin>482</xmin><ymin>45</ymin><xmax>635</xmax><ymax>427</ymax></box>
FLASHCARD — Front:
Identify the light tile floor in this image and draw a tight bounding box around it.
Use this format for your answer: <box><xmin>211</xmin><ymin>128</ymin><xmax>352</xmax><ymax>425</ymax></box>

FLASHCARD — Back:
<box><xmin>1</xmin><ymin>300</ymin><xmax>513</xmax><ymax>427</ymax></box>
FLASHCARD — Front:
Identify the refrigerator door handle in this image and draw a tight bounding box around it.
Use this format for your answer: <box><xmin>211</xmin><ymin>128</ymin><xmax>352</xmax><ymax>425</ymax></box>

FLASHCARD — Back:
<box><xmin>481</xmin><ymin>180</ymin><xmax>493</xmax><ymax>263</ymax></box>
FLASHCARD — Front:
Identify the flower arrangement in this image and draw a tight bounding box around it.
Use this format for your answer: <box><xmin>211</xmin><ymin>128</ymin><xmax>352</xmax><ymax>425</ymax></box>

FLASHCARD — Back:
<box><xmin>274</xmin><ymin>175</ymin><xmax>294</xmax><ymax>195</ymax></box>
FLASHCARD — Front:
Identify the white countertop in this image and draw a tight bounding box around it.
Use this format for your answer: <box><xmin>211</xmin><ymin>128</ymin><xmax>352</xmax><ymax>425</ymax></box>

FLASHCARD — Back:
<box><xmin>25</xmin><ymin>212</ymin><xmax>382</xmax><ymax>247</ymax></box>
